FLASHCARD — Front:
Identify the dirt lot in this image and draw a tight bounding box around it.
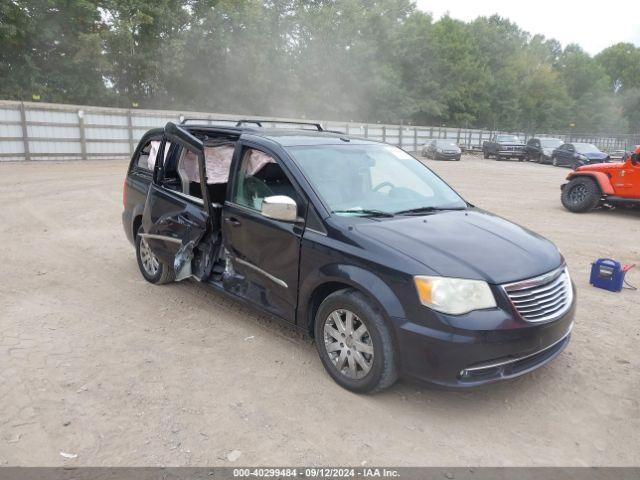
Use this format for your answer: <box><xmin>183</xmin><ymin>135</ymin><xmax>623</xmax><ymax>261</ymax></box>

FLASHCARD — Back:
<box><xmin>0</xmin><ymin>155</ymin><xmax>639</xmax><ymax>467</ymax></box>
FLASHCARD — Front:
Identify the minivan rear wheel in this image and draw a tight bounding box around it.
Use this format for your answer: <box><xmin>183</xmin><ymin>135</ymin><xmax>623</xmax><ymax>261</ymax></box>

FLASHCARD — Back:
<box><xmin>135</xmin><ymin>226</ymin><xmax>175</xmax><ymax>284</ymax></box>
<box><xmin>314</xmin><ymin>289</ymin><xmax>397</xmax><ymax>393</ymax></box>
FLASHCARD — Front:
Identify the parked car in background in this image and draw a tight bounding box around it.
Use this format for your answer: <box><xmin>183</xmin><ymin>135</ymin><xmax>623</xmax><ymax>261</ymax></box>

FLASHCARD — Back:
<box><xmin>525</xmin><ymin>137</ymin><xmax>563</xmax><ymax>163</ymax></box>
<box><xmin>620</xmin><ymin>145</ymin><xmax>640</xmax><ymax>161</ymax></box>
<box><xmin>422</xmin><ymin>139</ymin><xmax>462</xmax><ymax>160</ymax></box>
<box><xmin>551</xmin><ymin>143</ymin><xmax>610</xmax><ymax>169</ymax></box>
<box><xmin>610</xmin><ymin>149</ymin><xmax>628</xmax><ymax>161</ymax></box>
<box><xmin>482</xmin><ymin>134</ymin><xmax>526</xmax><ymax>161</ymax></box>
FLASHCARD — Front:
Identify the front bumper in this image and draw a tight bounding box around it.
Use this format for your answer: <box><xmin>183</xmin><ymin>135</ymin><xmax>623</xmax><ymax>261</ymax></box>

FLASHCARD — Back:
<box><xmin>434</xmin><ymin>152</ymin><xmax>461</xmax><ymax>160</ymax></box>
<box><xmin>458</xmin><ymin>326</ymin><xmax>571</xmax><ymax>385</ymax></box>
<box><xmin>394</xmin><ymin>285</ymin><xmax>576</xmax><ymax>387</ymax></box>
<box><xmin>498</xmin><ymin>150</ymin><xmax>525</xmax><ymax>157</ymax></box>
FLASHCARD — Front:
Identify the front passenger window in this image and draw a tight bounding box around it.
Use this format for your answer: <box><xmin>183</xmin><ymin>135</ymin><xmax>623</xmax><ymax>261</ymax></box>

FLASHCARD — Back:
<box><xmin>233</xmin><ymin>148</ymin><xmax>298</xmax><ymax>212</ymax></box>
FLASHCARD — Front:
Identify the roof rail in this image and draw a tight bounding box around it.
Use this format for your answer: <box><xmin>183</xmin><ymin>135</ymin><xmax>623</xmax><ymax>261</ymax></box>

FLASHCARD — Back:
<box><xmin>180</xmin><ymin>117</ymin><xmax>241</xmax><ymax>126</ymax></box>
<box><xmin>180</xmin><ymin>117</ymin><xmax>325</xmax><ymax>131</ymax></box>
<box><xmin>236</xmin><ymin>119</ymin><xmax>324</xmax><ymax>131</ymax></box>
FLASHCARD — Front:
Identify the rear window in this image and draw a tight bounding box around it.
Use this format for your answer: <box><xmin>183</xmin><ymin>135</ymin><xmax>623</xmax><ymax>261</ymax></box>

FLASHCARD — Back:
<box><xmin>135</xmin><ymin>141</ymin><xmax>153</xmax><ymax>171</ymax></box>
<box><xmin>134</xmin><ymin>139</ymin><xmax>171</xmax><ymax>172</ymax></box>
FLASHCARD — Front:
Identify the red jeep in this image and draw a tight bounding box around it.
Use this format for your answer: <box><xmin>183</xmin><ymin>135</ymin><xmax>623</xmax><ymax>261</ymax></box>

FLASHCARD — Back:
<box><xmin>561</xmin><ymin>148</ymin><xmax>640</xmax><ymax>213</ymax></box>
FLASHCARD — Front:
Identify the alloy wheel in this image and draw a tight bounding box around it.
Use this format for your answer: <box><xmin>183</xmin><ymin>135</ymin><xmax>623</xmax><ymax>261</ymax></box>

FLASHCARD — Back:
<box><xmin>323</xmin><ymin>309</ymin><xmax>374</xmax><ymax>379</ymax></box>
<box><xmin>568</xmin><ymin>184</ymin><xmax>588</xmax><ymax>205</ymax></box>
<box><xmin>139</xmin><ymin>237</ymin><xmax>160</xmax><ymax>276</ymax></box>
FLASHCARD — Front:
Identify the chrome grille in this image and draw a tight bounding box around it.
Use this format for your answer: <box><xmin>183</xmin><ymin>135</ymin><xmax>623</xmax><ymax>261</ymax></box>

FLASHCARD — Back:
<box><xmin>502</xmin><ymin>266</ymin><xmax>573</xmax><ymax>323</ymax></box>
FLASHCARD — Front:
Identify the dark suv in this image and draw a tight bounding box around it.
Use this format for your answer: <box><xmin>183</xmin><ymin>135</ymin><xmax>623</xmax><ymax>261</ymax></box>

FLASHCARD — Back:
<box><xmin>122</xmin><ymin>120</ymin><xmax>576</xmax><ymax>393</ymax></box>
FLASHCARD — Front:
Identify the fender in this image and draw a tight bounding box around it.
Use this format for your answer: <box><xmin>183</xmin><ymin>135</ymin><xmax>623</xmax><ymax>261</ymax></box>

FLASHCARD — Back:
<box><xmin>131</xmin><ymin>203</ymin><xmax>145</xmax><ymax>231</ymax></box>
<box><xmin>123</xmin><ymin>201</ymin><xmax>146</xmax><ymax>245</ymax></box>
<box><xmin>297</xmin><ymin>263</ymin><xmax>408</xmax><ymax>332</ymax></box>
<box><xmin>567</xmin><ymin>171</ymin><xmax>615</xmax><ymax>195</ymax></box>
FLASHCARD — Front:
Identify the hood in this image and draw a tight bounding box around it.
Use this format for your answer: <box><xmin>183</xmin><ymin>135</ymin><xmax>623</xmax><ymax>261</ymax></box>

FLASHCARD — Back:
<box><xmin>355</xmin><ymin>209</ymin><xmax>561</xmax><ymax>284</ymax></box>
<box><xmin>498</xmin><ymin>142</ymin><xmax>526</xmax><ymax>147</ymax></box>
<box><xmin>582</xmin><ymin>151</ymin><xmax>608</xmax><ymax>161</ymax></box>
<box><xmin>576</xmin><ymin>161</ymin><xmax>623</xmax><ymax>172</ymax></box>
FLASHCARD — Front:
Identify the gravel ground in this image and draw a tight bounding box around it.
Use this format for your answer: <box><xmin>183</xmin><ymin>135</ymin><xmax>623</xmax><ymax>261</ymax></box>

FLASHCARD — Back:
<box><xmin>0</xmin><ymin>155</ymin><xmax>638</xmax><ymax>466</ymax></box>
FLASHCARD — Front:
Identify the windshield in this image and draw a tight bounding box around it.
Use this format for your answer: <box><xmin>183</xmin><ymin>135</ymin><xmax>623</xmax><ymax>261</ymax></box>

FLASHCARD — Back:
<box><xmin>540</xmin><ymin>138</ymin><xmax>563</xmax><ymax>148</ymax></box>
<box><xmin>574</xmin><ymin>143</ymin><xmax>600</xmax><ymax>153</ymax></box>
<box><xmin>287</xmin><ymin>144</ymin><xmax>467</xmax><ymax>216</ymax></box>
<box><xmin>435</xmin><ymin>140</ymin><xmax>459</xmax><ymax>148</ymax></box>
<box><xmin>497</xmin><ymin>135</ymin><xmax>521</xmax><ymax>143</ymax></box>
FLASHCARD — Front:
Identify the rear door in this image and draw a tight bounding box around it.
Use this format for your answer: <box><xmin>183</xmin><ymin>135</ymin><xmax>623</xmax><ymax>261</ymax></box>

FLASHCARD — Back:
<box><xmin>141</xmin><ymin>123</ymin><xmax>213</xmax><ymax>281</ymax></box>
<box><xmin>223</xmin><ymin>143</ymin><xmax>305</xmax><ymax>322</ymax></box>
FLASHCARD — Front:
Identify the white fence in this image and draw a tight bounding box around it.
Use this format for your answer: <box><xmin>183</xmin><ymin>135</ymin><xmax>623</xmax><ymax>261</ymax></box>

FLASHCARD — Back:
<box><xmin>0</xmin><ymin>100</ymin><xmax>637</xmax><ymax>161</ymax></box>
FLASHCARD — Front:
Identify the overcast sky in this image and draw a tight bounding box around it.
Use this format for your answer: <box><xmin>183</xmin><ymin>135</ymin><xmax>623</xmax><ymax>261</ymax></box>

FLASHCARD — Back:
<box><xmin>415</xmin><ymin>0</ymin><xmax>640</xmax><ymax>55</ymax></box>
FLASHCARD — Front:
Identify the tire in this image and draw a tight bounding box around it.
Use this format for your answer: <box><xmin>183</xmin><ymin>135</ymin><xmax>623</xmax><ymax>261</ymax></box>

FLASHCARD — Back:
<box><xmin>483</xmin><ymin>150</ymin><xmax>490</xmax><ymax>159</ymax></box>
<box><xmin>538</xmin><ymin>153</ymin><xmax>544</xmax><ymax>163</ymax></box>
<box><xmin>135</xmin><ymin>226</ymin><xmax>175</xmax><ymax>284</ymax></box>
<box><xmin>552</xmin><ymin>156</ymin><xmax>558</xmax><ymax>167</ymax></box>
<box><xmin>314</xmin><ymin>289</ymin><xmax>397</xmax><ymax>394</ymax></box>
<box><xmin>561</xmin><ymin>177</ymin><xmax>601</xmax><ymax>213</ymax></box>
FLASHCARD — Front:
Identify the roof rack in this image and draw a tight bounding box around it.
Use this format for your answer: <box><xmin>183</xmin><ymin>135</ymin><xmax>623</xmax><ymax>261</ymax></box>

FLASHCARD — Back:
<box><xmin>180</xmin><ymin>117</ymin><xmax>325</xmax><ymax>131</ymax></box>
<box><xmin>180</xmin><ymin>117</ymin><xmax>241</xmax><ymax>126</ymax></box>
<box><xmin>237</xmin><ymin>119</ymin><xmax>324</xmax><ymax>131</ymax></box>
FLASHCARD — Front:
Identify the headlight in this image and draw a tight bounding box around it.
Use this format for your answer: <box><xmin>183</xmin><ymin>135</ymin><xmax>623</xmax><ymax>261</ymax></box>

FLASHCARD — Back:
<box><xmin>578</xmin><ymin>154</ymin><xmax>588</xmax><ymax>160</ymax></box>
<box><xmin>414</xmin><ymin>276</ymin><xmax>497</xmax><ymax>315</ymax></box>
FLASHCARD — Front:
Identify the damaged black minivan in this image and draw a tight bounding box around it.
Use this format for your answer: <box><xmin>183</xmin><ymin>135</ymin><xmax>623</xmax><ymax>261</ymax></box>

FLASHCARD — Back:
<box><xmin>122</xmin><ymin>120</ymin><xmax>576</xmax><ymax>393</ymax></box>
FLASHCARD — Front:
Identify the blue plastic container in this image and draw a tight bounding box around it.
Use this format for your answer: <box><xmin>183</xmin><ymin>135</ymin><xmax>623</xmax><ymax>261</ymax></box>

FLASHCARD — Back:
<box><xmin>590</xmin><ymin>258</ymin><xmax>626</xmax><ymax>292</ymax></box>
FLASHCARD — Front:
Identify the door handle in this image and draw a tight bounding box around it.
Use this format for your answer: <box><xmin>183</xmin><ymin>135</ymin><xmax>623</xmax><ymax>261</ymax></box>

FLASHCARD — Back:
<box><xmin>225</xmin><ymin>216</ymin><xmax>241</xmax><ymax>227</ymax></box>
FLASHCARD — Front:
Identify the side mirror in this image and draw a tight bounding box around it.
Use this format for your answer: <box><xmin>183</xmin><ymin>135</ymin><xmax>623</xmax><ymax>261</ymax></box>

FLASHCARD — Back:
<box><xmin>261</xmin><ymin>195</ymin><xmax>298</xmax><ymax>222</ymax></box>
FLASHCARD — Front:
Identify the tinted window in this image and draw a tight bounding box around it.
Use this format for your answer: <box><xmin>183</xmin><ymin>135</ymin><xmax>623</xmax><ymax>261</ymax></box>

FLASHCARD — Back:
<box><xmin>233</xmin><ymin>148</ymin><xmax>299</xmax><ymax>212</ymax></box>
<box><xmin>176</xmin><ymin>147</ymin><xmax>203</xmax><ymax>198</ymax></box>
<box><xmin>135</xmin><ymin>141</ymin><xmax>153</xmax><ymax>170</ymax></box>
<box><xmin>496</xmin><ymin>135</ymin><xmax>522</xmax><ymax>143</ymax></box>
<box><xmin>435</xmin><ymin>140</ymin><xmax>458</xmax><ymax>148</ymax></box>
<box><xmin>574</xmin><ymin>143</ymin><xmax>600</xmax><ymax>154</ymax></box>
<box><xmin>540</xmin><ymin>138</ymin><xmax>563</xmax><ymax>148</ymax></box>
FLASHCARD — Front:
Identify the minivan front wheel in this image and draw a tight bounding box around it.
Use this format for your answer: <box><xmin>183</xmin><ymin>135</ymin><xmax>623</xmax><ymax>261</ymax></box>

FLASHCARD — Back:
<box><xmin>314</xmin><ymin>289</ymin><xmax>397</xmax><ymax>393</ymax></box>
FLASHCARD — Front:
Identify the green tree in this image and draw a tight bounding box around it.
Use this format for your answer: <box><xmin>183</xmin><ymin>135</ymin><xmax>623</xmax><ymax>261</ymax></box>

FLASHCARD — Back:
<box><xmin>558</xmin><ymin>44</ymin><xmax>627</xmax><ymax>133</ymax></box>
<box><xmin>596</xmin><ymin>43</ymin><xmax>640</xmax><ymax>93</ymax></box>
<box><xmin>0</xmin><ymin>0</ymin><xmax>108</xmax><ymax>103</ymax></box>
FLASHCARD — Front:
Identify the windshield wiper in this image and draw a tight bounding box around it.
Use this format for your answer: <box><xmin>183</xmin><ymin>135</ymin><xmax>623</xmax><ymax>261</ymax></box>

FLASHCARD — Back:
<box><xmin>395</xmin><ymin>206</ymin><xmax>466</xmax><ymax>215</ymax></box>
<box><xmin>332</xmin><ymin>208</ymin><xmax>395</xmax><ymax>218</ymax></box>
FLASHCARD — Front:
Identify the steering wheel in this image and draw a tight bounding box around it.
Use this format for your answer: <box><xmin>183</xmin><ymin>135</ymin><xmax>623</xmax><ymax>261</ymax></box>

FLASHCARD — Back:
<box><xmin>373</xmin><ymin>181</ymin><xmax>395</xmax><ymax>193</ymax></box>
